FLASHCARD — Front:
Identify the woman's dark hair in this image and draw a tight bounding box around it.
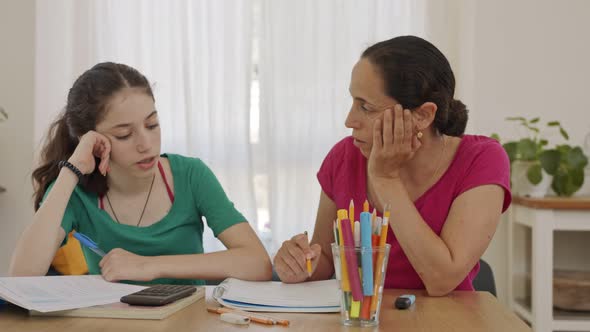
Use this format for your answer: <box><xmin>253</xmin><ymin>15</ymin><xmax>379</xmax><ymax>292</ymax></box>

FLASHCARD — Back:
<box><xmin>361</xmin><ymin>35</ymin><xmax>468</xmax><ymax>136</ymax></box>
<box><xmin>32</xmin><ymin>62</ymin><xmax>154</xmax><ymax>210</ymax></box>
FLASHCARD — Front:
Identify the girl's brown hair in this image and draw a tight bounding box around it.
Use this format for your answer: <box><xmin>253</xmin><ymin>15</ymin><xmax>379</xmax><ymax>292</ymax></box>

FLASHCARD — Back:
<box><xmin>32</xmin><ymin>62</ymin><xmax>154</xmax><ymax>210</ymax></box>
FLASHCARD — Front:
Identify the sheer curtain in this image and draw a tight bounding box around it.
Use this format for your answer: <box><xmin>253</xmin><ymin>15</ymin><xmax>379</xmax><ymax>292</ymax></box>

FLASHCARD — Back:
<box><xmin>35</xmin><ymin>0</ymin><xmax>255</xmax><ymax>251</ymax></box>
<box><xmin>257</xmin><ymin>0</ymin><xmax>428</xmax><ymax>252</ymax></box>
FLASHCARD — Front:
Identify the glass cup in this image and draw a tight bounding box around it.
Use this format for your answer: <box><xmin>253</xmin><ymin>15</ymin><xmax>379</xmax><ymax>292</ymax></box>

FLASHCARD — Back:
<box><xmin>331</xmin><ymin>243</ymin><xmax>391</xmax><ymax>327</ymax></box>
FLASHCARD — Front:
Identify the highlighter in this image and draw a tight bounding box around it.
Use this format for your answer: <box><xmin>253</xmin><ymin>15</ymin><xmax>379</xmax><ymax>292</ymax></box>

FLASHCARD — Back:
<box><xmin>394</xmin><ymin>294</ymin><xmax>416</xmax><ymax>309</ymax></box>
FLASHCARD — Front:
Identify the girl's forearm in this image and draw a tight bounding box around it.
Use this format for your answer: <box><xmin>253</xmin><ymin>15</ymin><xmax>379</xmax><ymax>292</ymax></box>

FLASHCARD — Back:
<box><xmin>9</xmin><ymin>169</ymin><xmax>78</xmax><ymax>276</ymax></box>
<box><xmin>149</xmin><ymin>247</ymin><xmax>272</xmax><ymax>281</ymax></box>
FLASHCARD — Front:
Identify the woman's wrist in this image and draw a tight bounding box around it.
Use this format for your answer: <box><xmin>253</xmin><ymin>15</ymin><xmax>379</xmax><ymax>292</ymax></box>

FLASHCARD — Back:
<box><xmin>371</xmin><ymin>176</ymin><xmax>407</xmax><ymax>206</ymax></box>
<box><xmin>370</xmin><ymin>173</ymin><xmax>403</xmax><ymax>188</ymax></box>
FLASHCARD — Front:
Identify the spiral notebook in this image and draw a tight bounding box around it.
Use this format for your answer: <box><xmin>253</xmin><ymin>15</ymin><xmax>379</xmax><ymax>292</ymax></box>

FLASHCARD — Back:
<box><xmin>213</xmin><ymin>278</ymin><xmax>340</xmax><ymax>313</ymax></box>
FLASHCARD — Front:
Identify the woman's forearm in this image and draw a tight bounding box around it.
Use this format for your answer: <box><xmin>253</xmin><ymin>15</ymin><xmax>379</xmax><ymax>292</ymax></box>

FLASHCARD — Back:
<box><xmin>373</xmin><ymin>177</ymin><xmax>459</xmax><ymax>295</ymax></box>
<box><xmin>9</xmin><ymin>169</ymin><xmax>77</xmax><ymax>276</ymax></box>
<box><xmin>149</xmin><ymin>247</ymin><xmax>273</xmax><ymax>282</ymax></box>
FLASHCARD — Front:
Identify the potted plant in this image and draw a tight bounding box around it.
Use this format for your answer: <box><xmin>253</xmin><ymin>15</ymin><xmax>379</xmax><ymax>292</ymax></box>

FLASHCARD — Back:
<box><xmin>492</xmin><ymin>116</ymin><xmax>588</xmax><ymax>197</ymax></box>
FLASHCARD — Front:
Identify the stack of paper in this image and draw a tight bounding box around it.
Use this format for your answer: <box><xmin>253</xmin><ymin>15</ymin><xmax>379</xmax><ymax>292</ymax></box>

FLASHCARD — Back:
<box><xmin>0</xmin><ymin>275</ymin><xmax>146</xmax><ymax>312</ymax></box>
<box><xmin>213</xmin><ymin>278</ymin><xmax>340</xmax><ymax>313</ymax></box>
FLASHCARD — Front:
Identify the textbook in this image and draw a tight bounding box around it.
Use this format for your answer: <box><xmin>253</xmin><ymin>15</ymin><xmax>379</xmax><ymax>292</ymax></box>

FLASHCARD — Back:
<box><xmin>30</xmin><ymin>288</ymin><xmax>204</xmax><ymax>320</ymax></box>
<box><xmin>0</xmin><ymin>275</ymin><xmax>204</xmax><ymax>319</ymax></box>
<box><xmin>213</xmin><ymin>278</ymin><xmax>340</xmax><ymax>313</ymax></box>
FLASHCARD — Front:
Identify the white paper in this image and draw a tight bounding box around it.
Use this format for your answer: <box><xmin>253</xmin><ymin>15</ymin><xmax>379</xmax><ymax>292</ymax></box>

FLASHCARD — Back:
<box><xmin>214</xmin><ymin>278</ymin><xmax>340</xmax><ymax>312</ymax></box>
<box><xmin>0</xmin><ymin>275</ymin><xmax>146</xmax><ymax>312</ymax></box>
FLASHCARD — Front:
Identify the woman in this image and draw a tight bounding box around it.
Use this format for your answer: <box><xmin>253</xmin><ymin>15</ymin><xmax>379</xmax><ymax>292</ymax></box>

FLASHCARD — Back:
<box><xmin>10</xmin><ymin>62</ymin><xmax>272</xmax><ymax>285</ymax></box>
<box><xmin>273</xmin><ymin>36</ymin><xmax>511</xmax><ymax>296</ymax></box>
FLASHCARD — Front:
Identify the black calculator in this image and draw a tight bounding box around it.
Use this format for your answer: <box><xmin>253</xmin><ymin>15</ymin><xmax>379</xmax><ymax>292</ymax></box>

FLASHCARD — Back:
<box><xmin>120</xmin><ymin>285</ymin><xmax>197</xmax><ymax>306</ymax></box>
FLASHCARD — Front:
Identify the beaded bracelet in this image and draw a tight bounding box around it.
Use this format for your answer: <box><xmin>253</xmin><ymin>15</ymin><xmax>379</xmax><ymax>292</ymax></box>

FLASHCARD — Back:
<box><xmin>58</xmin><ymin>160</ymin><xmax>84</xmax><ymax>183</ymax></box>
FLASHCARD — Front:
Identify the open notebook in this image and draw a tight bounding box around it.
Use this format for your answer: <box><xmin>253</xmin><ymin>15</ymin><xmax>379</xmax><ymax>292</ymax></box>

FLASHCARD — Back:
<box><xmin>213</xmin><ymin>278</ymin><xmax>340</xmax><ymax>313</ymax></box>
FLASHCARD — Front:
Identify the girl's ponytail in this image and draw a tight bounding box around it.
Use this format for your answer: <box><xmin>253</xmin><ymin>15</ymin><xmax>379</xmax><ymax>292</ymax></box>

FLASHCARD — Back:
<box><xmin>32</xmin><ymin>112</ymin><xmax>78</xmax><ymax>210</ymax></box>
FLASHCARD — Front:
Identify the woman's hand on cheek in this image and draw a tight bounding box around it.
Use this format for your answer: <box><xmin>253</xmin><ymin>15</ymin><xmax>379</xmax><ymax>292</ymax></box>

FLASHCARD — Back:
<box><xmin>99</xmin><ymin>248</ymin><xmax>157</xmax><ymax>282</ymax></box>
<box><xmin>368</xmin><ymin>105</ymin><xmax>421</xmax><ymax>181</ymax></box>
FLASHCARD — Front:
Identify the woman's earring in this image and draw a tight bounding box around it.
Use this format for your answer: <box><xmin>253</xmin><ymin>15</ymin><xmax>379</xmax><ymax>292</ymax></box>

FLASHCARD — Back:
<box><xmin>416</xmin><ymin>131</ymin><xmax>423</xmax><ymax>139</ymax></box>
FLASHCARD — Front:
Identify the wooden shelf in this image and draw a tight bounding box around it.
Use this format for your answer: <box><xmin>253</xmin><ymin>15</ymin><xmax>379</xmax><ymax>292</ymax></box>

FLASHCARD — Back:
<box><xmin>513</xmin><ymin>196</ymin><xmax>590</xmax><ymax>210</ymax></box>
<box><xmin>514</xmin><ymin>298</ymin><xmax>590</xmax><ymax>331</ymax></box>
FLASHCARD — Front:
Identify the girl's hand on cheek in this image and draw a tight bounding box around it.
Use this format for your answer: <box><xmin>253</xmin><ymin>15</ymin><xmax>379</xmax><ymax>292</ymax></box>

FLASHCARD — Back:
<box><xmin>68</xmin><ymin>131</ymin><xmax>111</xmax><ymax>176</ymax></box>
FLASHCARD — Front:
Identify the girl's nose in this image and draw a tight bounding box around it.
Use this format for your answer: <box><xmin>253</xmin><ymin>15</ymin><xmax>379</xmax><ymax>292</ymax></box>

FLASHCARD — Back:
<box><xmin>136</xmin><ymin>129</ymin><xmax>150</xmax><ymax>152</ymax></box>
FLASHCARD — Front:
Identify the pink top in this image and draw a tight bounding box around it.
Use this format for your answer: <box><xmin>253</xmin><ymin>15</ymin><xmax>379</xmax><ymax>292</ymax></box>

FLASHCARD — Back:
<box><xmin>317</xmin><ymin>135</ymin><xmax>511</xmax><ymax>290</ymax></box>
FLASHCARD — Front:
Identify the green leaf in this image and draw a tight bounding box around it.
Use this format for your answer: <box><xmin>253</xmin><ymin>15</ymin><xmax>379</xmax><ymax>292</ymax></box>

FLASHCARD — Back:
<box><xmin>527</xmin><ymin>164</ymin><xmax>543</xmax><ymax>185</ymax></box>
<box><xmin>539</xmin><ymin>149</ymin><xmax>560</xmax><ymax>175</ymax></box>
<box><xmin>490</xmin><ymin>133</ymin><xmax>500</xmax><ymax>141</ymax></box>
<box><xmin>539</xmin><ymin>139</ymin><xmax>548</xmax><ymax>147</ymax></box>
<box><xmin>571</xmin><ymin>168</ymin><xmax>585</xmax><ymax>188</ymax></box>
<box><xmin>518</xmin><ymin>138</ymin><xmax>538</xmax><ymax>160</ymax></box>
<box><xmin>503</xmin><ymin>142</ymin><xmax>518</xmax><ymax>163</ymax></box>
<box><xmin>557</xmin><ymin>144</ymin><xmax>571</xmax><ymax>155</ymax></box>
<box><xmin>506</xmin><ymin>116</ymin><xmax>526</xmax><ymax>122</ymax></box>
<box><xmin>525</xmin><ymin>124</ymin><xmax>540</xmax><ymax>133</ymax></box>
<box><xmin>547</xmin><ymin>121</ymin><xmax>560</xmax><ymax>126</ymax></box>
<box><xmin>551</xmin><ymin>168</ymin><xmax>583</xmax><ymax>197</ymax></box>
<box><xmin>529</xmin><ymin>117</ymin><xmax>540</xmax><ymax>123</ymax></box>
<box><xmin>551</xmin><ymin>171</ymin><xmax>574</xmax><ymax>196</ymax></box>
<box><xmin>567</xmin><ymin>147</ymin><xmax>589</xmax><ymax>170</ymax></box>
<box><xmin>560</xmin><ymin>127</ymin><xmax>570</xmax><ymax>140</ymax></box>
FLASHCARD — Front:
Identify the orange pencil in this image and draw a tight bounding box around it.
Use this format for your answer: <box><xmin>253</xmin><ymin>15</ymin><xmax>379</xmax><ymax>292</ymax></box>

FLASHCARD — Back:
<box><xmin>371</xmin><ymin>234</ymin><xmax>379</xmax><ymax>266</ymax></box>
<box><xmin>370</xmin><ymin>204</ymin><xmax>390</xmax><ymax>314</ymax></box>
<box><xmin>207</xmin><ymin>307</ymin><xmax>290</xmax><ymax>326</ymax></box>
<box><xmin>349</xmin><ymin>199</ymin><xmax>355</xmax><ymax>229</ymax></box>
<box><xmin>304</xmin><ymin>231</ymin><xmax>312</xmax><ymax>277</ymax></box>
<box><xmin>363</xmin><ymin>199</ymin><xmax>369</xmax><ymax>213</ymax></box>
<box><xmin>360</xmin><ymin>295</ymin><xmax>372</xmax><ymax>319</ymax></box>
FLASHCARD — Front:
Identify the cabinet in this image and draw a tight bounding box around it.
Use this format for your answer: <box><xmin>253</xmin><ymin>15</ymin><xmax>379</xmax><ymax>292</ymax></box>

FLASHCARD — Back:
<box><xmin>508</xmin><ymin>196</ymin><xmax>590</xmax><ymax>331</ymax></box>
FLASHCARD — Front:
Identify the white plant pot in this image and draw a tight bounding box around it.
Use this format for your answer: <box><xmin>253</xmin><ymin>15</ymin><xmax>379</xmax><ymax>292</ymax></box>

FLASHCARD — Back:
<box><xmin>511</xmin><ymin>161</ymin><xmax>552</xmax><ymax>198</ymax></box>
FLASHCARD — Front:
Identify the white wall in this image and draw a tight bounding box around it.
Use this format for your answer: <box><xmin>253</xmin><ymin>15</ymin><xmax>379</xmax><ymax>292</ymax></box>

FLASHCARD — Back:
<box><xmin>454</xmin><ymin>0</ymin><xmax>590</xmax><ymax>305</ymax></box>
<box><xmin>0</xmin><ymin>0</ymin><xmax>35</xmax><ymax>275</ymax></box>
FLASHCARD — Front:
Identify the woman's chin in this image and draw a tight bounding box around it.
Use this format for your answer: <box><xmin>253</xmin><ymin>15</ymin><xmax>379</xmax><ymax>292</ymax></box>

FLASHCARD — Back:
<box><xmin>357</xmin><ymin>146</ymin><xmax>371</xmax><ymax>159</ymax></box>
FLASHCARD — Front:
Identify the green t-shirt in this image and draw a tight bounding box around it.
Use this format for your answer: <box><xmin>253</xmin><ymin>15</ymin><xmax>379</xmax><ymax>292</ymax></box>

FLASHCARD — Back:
<box><xmin>44</xmin><ymin>154</ymin><xmax>246</xmax><ymax>285</ymax></box>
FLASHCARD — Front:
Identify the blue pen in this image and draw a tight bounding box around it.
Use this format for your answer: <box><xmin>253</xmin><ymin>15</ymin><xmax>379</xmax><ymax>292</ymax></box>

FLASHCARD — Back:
<box><xmin>73</xmin><ymin>232</ymin><xmax>106</xmax><ymax>257</ymax></box>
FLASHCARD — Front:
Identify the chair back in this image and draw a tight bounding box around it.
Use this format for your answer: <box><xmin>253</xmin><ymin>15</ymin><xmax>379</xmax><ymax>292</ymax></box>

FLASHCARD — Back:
<box><xmin>473</xmin><ymin>259</ymin><xmax>497</xmax><ymax>297</ymax></box>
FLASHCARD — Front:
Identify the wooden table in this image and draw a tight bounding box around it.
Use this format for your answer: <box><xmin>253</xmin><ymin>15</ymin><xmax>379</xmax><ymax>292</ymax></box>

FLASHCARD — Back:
<box><xmin>508</xmin><ymin>196</ymin><xmax>590</xmax><ymax>332</ymax></box>
<box><xmin>0</xmin><ymin>287</ymin><xmax>530</xmax><ymax>331</ymax></box>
